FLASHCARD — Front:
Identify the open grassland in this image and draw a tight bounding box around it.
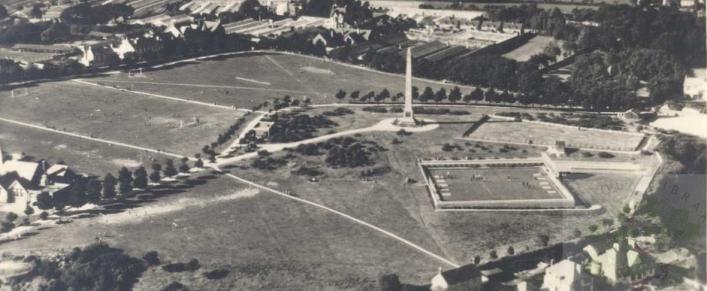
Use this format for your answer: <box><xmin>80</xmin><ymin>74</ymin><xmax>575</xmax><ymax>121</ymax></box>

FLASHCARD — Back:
<box><xmin>89</xmin><ymin>52</ymin><xmax>477</xmax><ymax>109</ymax></box>
<box><xmin>429</xmin><ymin>166</ymin><xmax>563</xmax><ymax>201</ymax></box>
<box><xmin>502</xmin><ymin>36</ymin><xmax>556</xmax><ymax>62</ymax></box>
<box><xmin>0</xmin><ymin>81</ymin><xmax>245</xmax><ymax>157</ymax></box>
<box><xmin>0</xmin><ymin>176</ymin><xmax>441</xmax><ymax>289</ymax></box>
<box><xmin>467</xmin><ymin>119</ymin><xmax>644</xmax><ymax>151</ymax></box>
<box><xmin>562</xmin><ymin>173</ymin><xmax>642</xmax><ymax>215</ymax></box>
<box><xmin>0</xmin><ymin>122</ymin><xmax>168</xmax><ymax>176</ymax></box>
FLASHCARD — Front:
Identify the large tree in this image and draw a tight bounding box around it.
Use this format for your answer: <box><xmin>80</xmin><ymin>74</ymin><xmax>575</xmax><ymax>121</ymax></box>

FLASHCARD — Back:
<box><xmin>0</xmin><ymin>5</ymin><xmax>8</xmax><ymax>20</ymax></box>
<box><xmin>164</xmin><ymin>159</ymin><xmax>178</xmax><ymax>177</ymax></box>
<box><xmin>448</xmin><ymin>86</ymin><xmax>462</xmax><ymax>103</ymax></box>
<box><xmin>133</xmin><ymin>166</ymin><xmax>148</xmax><ymax>189</ymax></box>
<box><xmin>117</xmin><ymin>167</ymin><xmax>133</xmax><ymax>194</ymax></box>
<box><xmin>102</xmin><ymin>174</ymin><xmax>117</xmax><ymax>199</ymax></box>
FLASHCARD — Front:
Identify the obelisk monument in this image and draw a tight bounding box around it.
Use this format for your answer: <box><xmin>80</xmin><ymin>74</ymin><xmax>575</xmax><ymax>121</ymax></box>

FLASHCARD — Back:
<box><xmin>399</xmin><ymin>47</ymin><xmax>417</xmax><ymax>126</ymax></box>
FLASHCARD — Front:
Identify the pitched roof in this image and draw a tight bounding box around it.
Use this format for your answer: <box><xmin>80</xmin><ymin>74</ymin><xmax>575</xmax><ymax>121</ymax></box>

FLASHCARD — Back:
<box><xmin>442</xmin><ymin>264</ymin><xmax>482</xmax><ymax>285</ymax></box>
<box><xmin>46</xmin><ymin>164</ymin><xmax>69</xmax><ymax>177</ymax></box>
<box><xmin>0</xmin><ymin>172</ymin><xmax>22</xmax><ymax>189</ymax></box>
<box><xmin>0</xmin><ymin>160</ymin><xmax>40</xmax><ymax>182</ymax></box>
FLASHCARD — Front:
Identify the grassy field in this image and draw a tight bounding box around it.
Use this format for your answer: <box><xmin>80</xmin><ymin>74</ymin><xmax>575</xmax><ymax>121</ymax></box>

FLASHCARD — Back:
<box><xmin>89</xmin><ymin>52</ymin><xmax>477</xmax><ymax>109</ymax></box>
<box><xmin>0</xmin><ymin>122</ymin><xmax>169</xmax><ymax>176</ymax></box>
<box><xmin>467</xmin><ymin>119</ymin><xmax>644</xmax><ymax>151</ymax></box>
<box><xmin>502</xmin><ymin>36</ymin><xmax>555</xmax><ymax>62</ymax></box>
<box><xmin>0</xmin><ymin>80</ymin><xmax>245</xmax><ymax>157</ymax></box>
<box><xmin>429</xmin><ymin>166</ymin><xmax>563</xmax><ymax>201</ymax></box>
<box><xmin>563</xmin><ymin>173</ymin><xmax>642</xmax><ymax>215</ymax></box>
<box><xmin>0</xmin><ymin>176</ymin><xmax>441</xmax><ymax>289</ymax></box>
<box><xmin>0</xmin><ymin>48</ymin><xmax>56</xmax><ymax>63</ymax></box>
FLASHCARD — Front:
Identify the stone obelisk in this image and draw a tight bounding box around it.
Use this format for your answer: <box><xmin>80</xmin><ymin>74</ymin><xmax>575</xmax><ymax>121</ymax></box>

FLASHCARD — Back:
<box><xmin>399</xmin><ymin>47</ymin><xmax>417</xmax><ymax>126</ymax></box>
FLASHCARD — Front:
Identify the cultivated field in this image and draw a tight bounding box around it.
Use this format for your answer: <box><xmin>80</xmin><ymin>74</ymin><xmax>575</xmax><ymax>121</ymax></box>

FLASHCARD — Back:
<box><xmin>0</xmin><ymin>80</ymin><xmax>245</xmax><ymax>157</ymax></box>
<box><xmin>429</xmin><ymin>166</ymin><xmax>563</xmax><ymax>201</ymax></box>
<box><xmin>466</xmin><ymin>119</ymin><xmax>645</xmax><ymax>151</ymax></box>
<box><xmin>89</xmin><ymin>52</ymin><xmax>476</xmax><ymax>109</ymax></box>
<box><xmin>502</xmin><ymin>36</ymin><xmax>555</xmax><ymax>62</ymax></box>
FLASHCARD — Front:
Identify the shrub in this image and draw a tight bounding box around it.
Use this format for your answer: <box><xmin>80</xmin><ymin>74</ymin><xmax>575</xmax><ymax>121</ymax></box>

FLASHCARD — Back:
<box><xmin>161</xmin><ymin>281</ymin><xmax>189</xmax><ymax>291</ymax></box>
<box><xmin>39</xmin><ymin>211</ymin><xmax>49</xmax><ymax>220</ymax></box>
<box><xmin>598</xmin><ymin>152</ymin><xmax>614</xmax><ymax>158</ymax></box>
<box><xmin>204</xmin><ymin>269</ymin><xmax>230</xmax><ymax>280</ymax></box>
<box><xmin>5</xmin><ymin>212</ymin><xmax>18</xmax><ymax>222</ymax></box>
<box><xmin>1</xmin><ymin>222</ymin><xmax>14</xmax><ymax>233</ymax></box>
<box><xmin>143</xmin><ymin>251</ymin><xmax>160</xmax><ymax>266</ymax></box>
<box><xmin>18</xmin><ymin>243</ymin><xmax>146</xmax><ymax>291</ymax></box>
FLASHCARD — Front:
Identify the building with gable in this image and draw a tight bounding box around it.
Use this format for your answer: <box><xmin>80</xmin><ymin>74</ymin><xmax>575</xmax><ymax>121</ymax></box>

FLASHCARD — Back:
<box><xmin>582</xmin><ymin>238</ymin><xmax>655</xmax><ymax>284</ymax></box>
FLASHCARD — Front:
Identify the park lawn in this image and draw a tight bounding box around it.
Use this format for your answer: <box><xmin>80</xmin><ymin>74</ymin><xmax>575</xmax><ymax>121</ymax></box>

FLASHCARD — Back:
<box><xmin>0</xmin><ymin>80</ymin><xmax>245</xmax><ymax>157</ymax></box>
<box><xmin>467</xmin><ymin>119</ymin><xmax>645</xmax><ymax>151</ymax></box>
<box><xmin>0</xmin><ymin>122</ymin><xmax>169</xmax><ymax>177</ymax></box>
<box><xmin>502</xmin><ymin>36</ymin><xmax>555</xmax><ymax>62</ymax></box>
<box><xmin>429</xmin><ymin>166</ymin><xmax>564</xmax><ymax>201</ymax></box>
<box><xmin>562</xmin><ymin>173</ymin><xmax>643</xmax><ymax>215</ymax></box>
<box><xmin>267</xmin><ymin>53</ymin><xmax>477</xmax><ymax>95</ymax></box>
<box><xmin>90</xmin><ymin>52</ymin><xmax>479</xmax><ymax>109</ymax></box>
<box><xmin>0</xmin><ymin>176</ymin><xmax>441</xmax><ymax>289</ymax></box>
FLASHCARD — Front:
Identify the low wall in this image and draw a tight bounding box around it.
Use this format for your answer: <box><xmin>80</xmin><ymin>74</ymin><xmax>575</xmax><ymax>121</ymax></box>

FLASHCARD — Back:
<box><xmin>435</xmin><ymin>197</ymin><xmax>575</xmax><ymax>209</ymax></box>
<box><xmin>419</xmin><ymin>157</ymin><xmax>577</xmax><ymax>210</ymax></box>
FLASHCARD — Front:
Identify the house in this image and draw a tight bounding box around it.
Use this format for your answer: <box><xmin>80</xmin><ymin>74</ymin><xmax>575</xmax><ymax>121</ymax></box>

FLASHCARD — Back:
<box><xmin>427</xmin><ymin>265</ymin><xmax>482</xmax><ymax>291</ymax></box>
<box><xmin>327</xmin><ymin>5</ymin><xmax>347</xmax><ymax>30</ymax></box>
<box><xmin>111</xmin><ymin>37</ymin><xmax>136</xmax><ymax>60</ymax></box>
<box><xmin>46</xmin><ymin>164</ymin><xmax>77</xmax><ymax>184</ymax></box>
<box><xmin>343</xmin><ymin>30</ymin><xmax>370</xmax><ymax>45</ymax></box>
<box><xmin>312</xmin><ymin>31</ymin><xmax>344</xmax><ymax>51</ymax></box>
<box><xmin>0</xmin><ymin>159</ymin><xmax>44</xmax><ymax>187</ymax></box>
<box><xmin>0</xmin><ymin>172</ymin><xmax>32</xmax><ymax>213</ymax></box>
<box><xmin>78</xmin><ymin>43</ymin><xmax>119</xmax><ymax>67</ymax></box>
<box><xmin>683</xmin><ymin>68</ymin><xmax>707</xmax><ymax>101</ymax></box>
<box><xmin>583</xmin><ymin>239</ymin><xmax>655</xmax><ymax>285</ymax></box>
<box><xmin>541</xmin><ymin>260</ymin><xmax>583</xmax><ymax>291</ymax></box>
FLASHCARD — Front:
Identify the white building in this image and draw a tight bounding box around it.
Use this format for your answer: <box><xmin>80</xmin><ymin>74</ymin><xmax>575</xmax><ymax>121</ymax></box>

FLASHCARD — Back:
<box><xmin>541</xmin><ymin>260</ymin><xmax>582</xmax><ymax>291</ymax></box>
<box><xmin>683</xmin><ymin>68</ymin><xmax>707</xmax><ymax>101</ymax></box>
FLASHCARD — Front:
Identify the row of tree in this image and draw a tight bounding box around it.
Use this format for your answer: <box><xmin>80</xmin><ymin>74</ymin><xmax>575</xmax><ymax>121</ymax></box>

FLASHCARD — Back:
<box><xmin>34</xmin><ymin>158</ymin><xmax>204</xmax><ymax>212</ymax></box>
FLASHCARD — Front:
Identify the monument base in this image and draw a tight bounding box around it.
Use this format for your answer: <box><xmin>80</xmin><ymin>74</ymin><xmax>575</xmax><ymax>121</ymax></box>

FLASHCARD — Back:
<box><xmin>395</xmin><ymin>117</ymin><xmax>419</xmax><ymax>127</ymax></box>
